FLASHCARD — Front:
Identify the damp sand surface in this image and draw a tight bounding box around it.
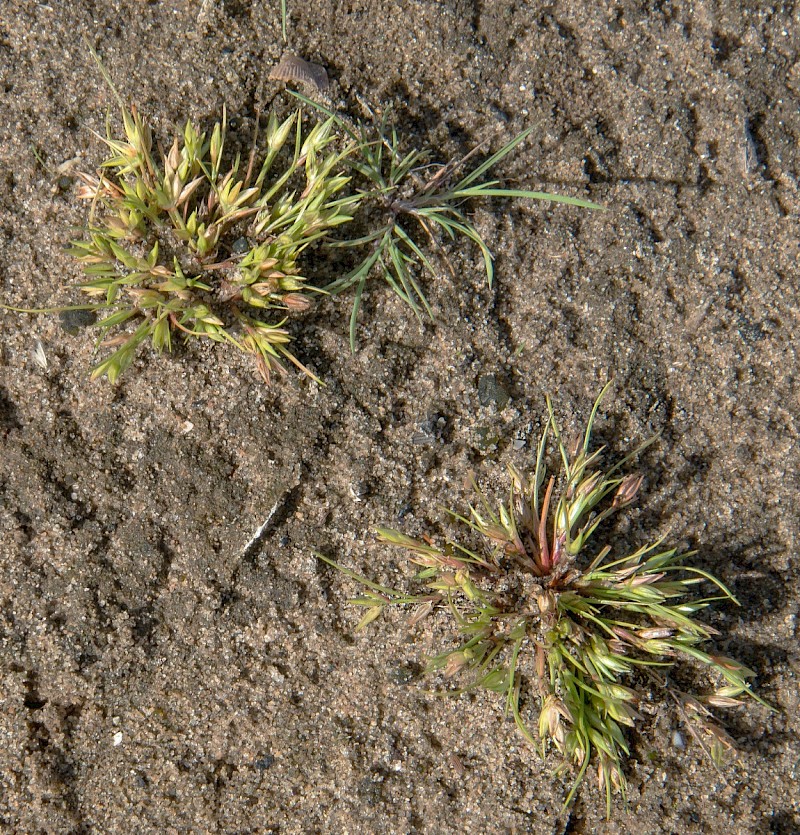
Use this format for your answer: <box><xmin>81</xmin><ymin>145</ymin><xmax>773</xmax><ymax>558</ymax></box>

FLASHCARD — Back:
<box><xmin>0</xmin><ymin>2</ymin><xmax>797</xmax><ymax>832</ymax></box>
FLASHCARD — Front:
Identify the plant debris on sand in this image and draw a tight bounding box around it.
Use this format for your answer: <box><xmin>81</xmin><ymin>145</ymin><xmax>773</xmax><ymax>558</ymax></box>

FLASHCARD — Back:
<box><xmin>320</xmin><ymin>384</ymin><xmax>772</xmax><ymax>815</ymax></box>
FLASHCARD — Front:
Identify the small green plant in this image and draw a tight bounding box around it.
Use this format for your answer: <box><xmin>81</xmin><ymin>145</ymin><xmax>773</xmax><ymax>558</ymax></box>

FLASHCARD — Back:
<box><xmin>320</xmin><ymin>384</ymin><xmax>771</xmax><ymax>815</ymax></box>
<box><xmin>293</xmin><ymin>94</ymin><xmax>602</xmax><ymax>349</ymax></box>
<box><xmin>61</xmin><ymin>66</ymin><xmax>357</xmax><ymax>383</ymax></box>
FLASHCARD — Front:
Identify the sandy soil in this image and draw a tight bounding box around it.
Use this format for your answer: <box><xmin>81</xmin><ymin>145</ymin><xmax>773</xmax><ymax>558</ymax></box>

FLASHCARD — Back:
<box><xmin>0</xmin><ymin>1</ymin><xmax>798</xmax><ymax>833</ymax></box>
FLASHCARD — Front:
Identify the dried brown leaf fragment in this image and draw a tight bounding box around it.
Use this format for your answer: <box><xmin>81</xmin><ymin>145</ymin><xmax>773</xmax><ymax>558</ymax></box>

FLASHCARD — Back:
<box><xmin>269</xmin><ymin>54</ymin><xmax>329</xmax><ymax>92</ymax></box>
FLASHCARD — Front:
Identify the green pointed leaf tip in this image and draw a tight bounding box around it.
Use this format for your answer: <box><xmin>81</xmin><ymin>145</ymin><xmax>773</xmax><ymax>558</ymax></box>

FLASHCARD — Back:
<box><xmin>323</xmin><ymin>389</ymin><xmax>772</xmax><ymax>816</ymax></box>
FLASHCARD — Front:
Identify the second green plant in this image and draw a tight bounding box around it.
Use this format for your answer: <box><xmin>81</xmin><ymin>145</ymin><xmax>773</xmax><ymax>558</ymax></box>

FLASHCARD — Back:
<box><xmin>321</xmin><ymin>386</ymin><xmax>770</xmax><ymax>814</ymax></box>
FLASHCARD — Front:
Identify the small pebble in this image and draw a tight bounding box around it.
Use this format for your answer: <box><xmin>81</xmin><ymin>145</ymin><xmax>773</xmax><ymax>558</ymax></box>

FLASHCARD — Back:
<box><xmin>387</xmin><ymin>665</ymin><xmax>414</xmax><ymax>685</ymax></box>
<box><xmin>475</xmin><ymin>426</ymin><xmax>500</xmax><ymax>451</ymax></box>
<box><xmin>477</xmin><ymin>373</ymin><xmax>510</xmax><ymax>409</ymax></box>
<box><xmin>254</xmin><ymin>754</ymin><xmax>275</xmax><ymax>770</ymax></box>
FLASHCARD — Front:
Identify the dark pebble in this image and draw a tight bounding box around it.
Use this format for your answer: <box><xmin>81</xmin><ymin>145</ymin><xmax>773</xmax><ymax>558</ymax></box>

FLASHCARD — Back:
<box><xmin>477</xmin><ymin>373</ymin><xmax>509</xmax><ymax>409</ymax></box>
<box><xmin>59</xmin><ymin>308</ymin><xmax>97</xmax><ymax>334</ymax></box>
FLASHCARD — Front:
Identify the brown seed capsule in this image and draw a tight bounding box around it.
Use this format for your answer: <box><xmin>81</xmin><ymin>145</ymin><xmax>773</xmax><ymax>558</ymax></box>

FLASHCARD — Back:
<box><xmin>269</xmin><ymin>54</ymin><xmax>329</xmax><ymax>92</ymax></box>
<box><xmin>281</xmin><ymin>293</ymin><xmax>312</xmax><ymax>311</ymax></box>
<box><xmin>535</xmin><ymin>589</ymin><xmax>556</xmax><ymax>615</ymax></box>
<box><xmin>447</xmin><ymin>753</ymin><xmax>466</xmax><ymax>777</ymax></box>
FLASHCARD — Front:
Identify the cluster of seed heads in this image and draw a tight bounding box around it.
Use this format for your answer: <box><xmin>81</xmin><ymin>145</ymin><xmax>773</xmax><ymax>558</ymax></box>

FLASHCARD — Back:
<box><xmin>68</xmin><ymin>104</ymin><xmax>356</xmax><ymax>383</ymax></box>
<box><xmin>321</xmin><ymin>386</ymin><xmax>771</xmax><ymax>815</ymax></box>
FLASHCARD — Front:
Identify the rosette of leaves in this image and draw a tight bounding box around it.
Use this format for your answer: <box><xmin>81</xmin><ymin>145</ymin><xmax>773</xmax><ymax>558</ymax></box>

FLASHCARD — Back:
<box><xmin>319</xmin><ymin>385</ymin><xmax>771</xmax><ymax>815</ymax></box>
<box><xmin>68</xmin><ymin>95</ymin><xmax>357</xmax><ymax>383</ymax></box>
